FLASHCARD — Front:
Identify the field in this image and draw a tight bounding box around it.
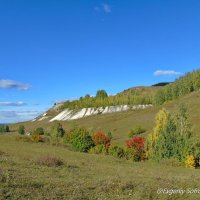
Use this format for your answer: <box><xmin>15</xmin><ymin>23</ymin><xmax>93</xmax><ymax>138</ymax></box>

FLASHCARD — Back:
<box><xmin>1</xmin><ymin>91</ymin><xmax>200</xmax><ymax>199</ymax></box>
<box><xmin>1</xmin><ymin>134</ymin><xmax>200</xmax><ymax>200</ymax></box>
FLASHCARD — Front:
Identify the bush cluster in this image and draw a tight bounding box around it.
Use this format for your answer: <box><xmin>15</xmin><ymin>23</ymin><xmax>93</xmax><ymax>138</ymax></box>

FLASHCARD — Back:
<box><xmin>185</xmin><ymin>155</ymin><xmax>195</xmax><ymax>169</ymax></box>
<box><xmin>31</xmin><ymin>134</ymin><xmax>44</xmax><ymax>143</ymax></box>
<box><xmin>128</xmin><ymin>126</ymin><xmax>146</xmax><ymax>138</ymax></box>
<box><xmin>15</xmin><ymin>101</ymin><xmax>199</xmax><ymax>169</ymax></box>
<box><xmin>18</xmin><ymin>125</ymin><xmax>25</xmax><ymax>135</ymax></box>
<box><xmin>33</xmin><ymin>127</ymin><xmax>44</xmax><ymax>135</ymax></box>
<box><xmin>126</xmin><ymin>136</ymin><xmax>146</xmax><ymax>161</ymax></box>
<box><xmin>50</xmin><ymin>122</ymin><xmax>65</xmax><ymax>139</ymax></box>
<box><xmin>0</xmin><ymin>125</ymin><xmax>9</xmax><ymax>133</ymax></box>
<box><xmin>68</xmin><ymin>128</ymin><xmax>94</xmax><ymax>152</ymax></box>
<box><xmin>108</xmin><ymin>145</ymin><xmax>125</xmax><ymax>158</ymax></box>
<box><xmin>89</xmin><ymin>144</ymin><xmax>107</xmax><ymax>155</ymax></box>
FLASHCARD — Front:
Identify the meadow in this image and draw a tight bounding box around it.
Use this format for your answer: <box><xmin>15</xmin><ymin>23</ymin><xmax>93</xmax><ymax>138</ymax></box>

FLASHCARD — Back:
<box><xmin>2</xmin><ymin>72</ymin><xmax>200</xmax><ymax>199</ymax></box>
<box><xmin>1</xmin><ymin>134</ymin><xmax>200</xmax><ymax>200</ymax></box>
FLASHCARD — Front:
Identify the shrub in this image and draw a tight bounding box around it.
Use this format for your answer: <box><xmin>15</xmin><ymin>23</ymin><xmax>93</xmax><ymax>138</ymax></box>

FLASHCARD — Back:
<box><xmin>36</xmin><ymin>155</ymin><xmax>64</xmax><ymax>167</ymax></box>
<box><xmin>192</xmin><ymin>140</ymin><xmax>200</xmax><ymax>167</ymax></box>
<box><xmin>185</xmin><ymin>155</ymin><xmax>196</xmax><ymax>169</ymax></box>
<box><xmin>108</xmin><ymin>145</ymin><xmax>125</xmax><ymax>158</ymax></box>
<box><xmin>18</xmin><ymin>125</ymin><xmax>25</xmax><ymax>135</ymax></box>
<box><xmin>128</xmin><ymin>126</ymin><xmax>145</xmax><ymax>138</ymax></box>
<box><xmin>44</xmin><ymin>131</ymin><xmax>50</xmax><ymax>136</ymax></box>
<box><xmin>124</xmin><ymin>148</ymin><xmax>136</xmax><ymax>161</ymax></box>
<box><xmin>89</xmin><ymin>144</ymin><xmax>107</xmax><ymax>155</ymax></box>
<box><xmin>107</xmin><ymin>132</ymin><xmax>113</xmax><ymax>139</ymax></box>
<box><xmin>50</xmin><ymin>122</ymin><xmax>65</xmax><ymax>139</ymax></box>
<box><xmin>63</xmin><ymin>131</ymin><xmax>73</xmax><ymax>143</ymax></box>
<box><xmin>0</xmin><ymin>125</ymin><xmax>9</xmax><ymax>133</ymax></box>
<box><xmin>92</xmin><ymin>132</ymin><xmax>111</xmax><ymax>146</ymax></box>
<box><xmin>126</xmin><ymin>136</ymin><xmax>145</xmax><ymax>161</ymax></box>
<box><xmin>33</xmin><ymin>127</ymin><xmax>44</xmax><ymax>135</ymax></box>
<box><xmin>31</xmin><ymin>134</ymin><xmax>44</xmax><ymax>142</ymax></box>
<box><xmin>126</xmin><ymin>136</ymin><xmax>145</xmax><ymax>150</ymax></box>
<box><xmin>70</xmin><ymin>128</ymin><xmax>94</xmax><ymax>152</ymax></box>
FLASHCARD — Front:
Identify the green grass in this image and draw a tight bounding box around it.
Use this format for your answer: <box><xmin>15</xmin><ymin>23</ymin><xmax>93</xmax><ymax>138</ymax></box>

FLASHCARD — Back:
<box><xmin>1</xmin><ymin>134</ymin><xmax>200</xmax><ymax>199</ymax></box>
<box><xmin>3</xmin><ymin>90</ymin><xmax>200</xmax><ymax>199</ymax></box>
<box><xmin>10</xmin><ymin>90</ymin><xmax>200</xmax><ymax>145</ymax></box>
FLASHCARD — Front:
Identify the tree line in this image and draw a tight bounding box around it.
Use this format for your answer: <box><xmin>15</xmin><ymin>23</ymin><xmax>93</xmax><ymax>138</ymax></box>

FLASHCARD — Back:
<box><xmin>60</xmin><ymin>89</ymin><xmax>153</xmax><ymax>111</ymax></box>
<box><xmin>154</xmin><ymin>70</ymin><xmax>200</xmax><ymax>105</ymax></box>
<box><xmin>58</xmin><ymin>70</ymin><xmax>200</xmax><ymax>110</ymax></box>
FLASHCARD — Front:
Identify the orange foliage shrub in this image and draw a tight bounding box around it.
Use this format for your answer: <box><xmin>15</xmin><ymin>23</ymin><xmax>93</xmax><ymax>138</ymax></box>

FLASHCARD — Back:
<box><xmin>31</xmin><ymin>134</ymin><xmax>44</xmax><ymax>142</ymax></box>
<box><xmin>92</xmin><ymin>132</ymin><xmax>111</xmax><ymax>146</ymax></box>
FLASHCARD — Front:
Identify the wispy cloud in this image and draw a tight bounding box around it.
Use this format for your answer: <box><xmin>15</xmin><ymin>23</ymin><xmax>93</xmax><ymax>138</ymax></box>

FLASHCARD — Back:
<box><xmin>95</xmin><ymin>3</ymin><xmax>112</xmax><ymax>14</ymax></box>
<box><xmin>102</xmin><ymin>4</ymin><xmax>111</xmax><ymax>13</ymax></box>
<box><xmin>154</xmin><ymin>70</ymin><xmax>182</xmax><ymax>76</ymax></box>
<box><xmin>0</xmin><ymin>80</ymin><xmax>31</xmax><ymax>90</ymax></box>
<box><xmin>0</xmin><ymin>110</ymin><xmax>41</xmax><ymax>123</ymax></box>
<box><xmin>0</xmin><ymin>101</ymin><xmax>27</xmax><ymax>106</ymax></box>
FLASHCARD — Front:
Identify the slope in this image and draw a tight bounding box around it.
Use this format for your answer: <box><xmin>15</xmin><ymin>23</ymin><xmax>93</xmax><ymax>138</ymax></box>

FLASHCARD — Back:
<box><xmin>10</xmin><ymin>89</ymin><xmax>200</xmax><ymax>145</ymax></box>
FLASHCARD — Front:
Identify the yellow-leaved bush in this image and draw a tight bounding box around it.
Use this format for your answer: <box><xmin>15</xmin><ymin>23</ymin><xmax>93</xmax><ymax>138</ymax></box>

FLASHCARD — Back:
<box><xmin>185</xmin><ymin>155</ymin><xmax>196</xmax><ymax>169</ymax></box>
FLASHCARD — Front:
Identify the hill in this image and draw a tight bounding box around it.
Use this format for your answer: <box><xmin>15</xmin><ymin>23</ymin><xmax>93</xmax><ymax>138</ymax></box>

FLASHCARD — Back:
<box><xmin>9</xmin><ymin>89</ymin><xmax>200</xmax><ymax>145</ymax></box>
<box><xmin>3</xmin><ymin>70</ymin><xmax>200</xmax><ymax>199</ymax></box>
<box><xmin>9</xmin><ymin>70</ymin><xmax>200</xmax><ymax>144</ymax></box>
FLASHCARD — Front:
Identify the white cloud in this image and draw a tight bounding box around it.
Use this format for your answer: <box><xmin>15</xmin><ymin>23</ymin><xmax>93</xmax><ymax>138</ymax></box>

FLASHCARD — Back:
<box><xmin>0</xmin><ymin>80</ymin><xmax>31</xmax><ymax>90</ymax></box>
<box><xmin>154</xmin><ymin>70</ymin><xmax>182</xmax><ymax>76</ymax></box>
<box><xmin>102</xmin><ymin>4</ymin><xmax>111</xmax><ymax>13</ymax></box>
<box><xmin>0</xmin><ymin>101</ymin><xmax>27</xmax><ymax>106</ymax></box>
<box><xmin>0</xmin><ymin>110</ymin><xmax>41</xmax><ymax>123</ymax></box>
<box><xmin>95</xmin><ymin>4</ymin><xmax>112</xmax><ymax>14</ymax></box>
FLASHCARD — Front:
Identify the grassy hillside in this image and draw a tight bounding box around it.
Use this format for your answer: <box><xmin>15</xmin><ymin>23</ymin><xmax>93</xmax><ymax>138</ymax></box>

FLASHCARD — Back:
<box><xmin>3</xmin><ymin>74</ymin><xmax>200</xmax><ymax>199</ymax></box>
<box><xmin>1</xmin><ymin>134</ymin><xmax>200</xmax><ymax>200</ymax></box>
<box><xmin>10</xmin><ymin>89</ymin><xmax>200</xmax><ymax>145</ymax></box>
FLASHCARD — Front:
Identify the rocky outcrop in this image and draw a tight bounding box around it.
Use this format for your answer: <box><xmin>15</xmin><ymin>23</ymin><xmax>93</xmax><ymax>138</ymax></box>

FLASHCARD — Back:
<box><xmin>47</xmin><ymin>104</ymin><xmax>152</xmax><ymax>122</ymax></box>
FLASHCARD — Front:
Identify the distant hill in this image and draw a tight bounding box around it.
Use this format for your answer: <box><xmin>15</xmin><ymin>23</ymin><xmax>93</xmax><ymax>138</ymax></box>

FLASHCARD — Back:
<box><xmin>152</xmin><ymin>82</ymin><xmax>172</xmax><ymax>87</ymax></box>
<box><xmin>10</xmin><ymin>69</ymin><xmax>200</xmax><ymax>142</ymax></box>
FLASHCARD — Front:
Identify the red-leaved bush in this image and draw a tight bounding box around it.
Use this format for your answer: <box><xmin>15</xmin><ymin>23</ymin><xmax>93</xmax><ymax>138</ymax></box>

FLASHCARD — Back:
<box><xmin>126</xmin><ymin>136</ymin><xmax>145</xmax><ymax>150</ymax></box>
<box><xmin>92</xmin><ymin>132</ymin><xmax>111</xmax><ymax>146</ymax></box>
<box><xmin>126</xmin><ymin>136</ymin><xmax>145</xmax><ymax>161</ymax></box>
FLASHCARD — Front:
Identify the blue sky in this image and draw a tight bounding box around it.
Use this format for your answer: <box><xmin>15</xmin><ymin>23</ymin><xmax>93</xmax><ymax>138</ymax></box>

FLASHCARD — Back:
<box><xmin>0</xmin><ymin>0</ymin><xmax>200</xmax><ymax>123</ymax></box>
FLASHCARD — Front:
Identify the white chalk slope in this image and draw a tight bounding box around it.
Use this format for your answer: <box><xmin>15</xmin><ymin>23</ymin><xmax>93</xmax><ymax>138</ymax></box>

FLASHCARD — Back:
<box><xmin>44</xmin><ymin>104</ymin><xmax>152</xmax><ymax>122</ymax></box>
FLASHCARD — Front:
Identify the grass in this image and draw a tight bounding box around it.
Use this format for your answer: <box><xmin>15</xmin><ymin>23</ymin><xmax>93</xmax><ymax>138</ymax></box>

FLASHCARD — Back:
<box><xmin>9</xmin><ymin>90</ymin><xmax>200</xmax><ymax>145</ymax></box>
<box><xmin>3</xmin><ymin>90</ymin><xmax>200</xmax><ymax>199</ymax></box>
<box><xmin>36</xmin><ymin>155</ymin><xmax>64</xmax><ymax>167</ymax></box>
<box><xmin>1</xmin><ymin>134</ymin><xmax>200</xmax><ymax>199</ymax></box>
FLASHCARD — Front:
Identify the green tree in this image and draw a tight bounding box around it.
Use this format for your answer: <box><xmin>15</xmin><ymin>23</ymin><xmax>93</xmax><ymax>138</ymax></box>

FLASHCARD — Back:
<box><xmin>70</xmin><ymin>127</ymin><xmax>94</xmax><ymax>152</ymax></box>
<box><xmin>34</xmin><ymin>127</ymin><xmax>45</xmax><ymax>135</ymax></box>
<box><xmin>0</xmin><ymin>125</ymin><xmax>9</xmax><ymax>133</ymax></box>
<box><xmin>5</xmin><ymin>125</ymin><xmax>9</xmax><ymax>132</ymax></box>
<box><xmin>153</xmin><ymin>70</ymin><xmax>200</xmax><ymax>105</ymax></box>
<box><xmin>174</xmin><ymin>103</ymin><xmax>191</xmax><ymax>137</ymax></box>
<box><xmin>18</xmin><ymin>125</ymin><xmax>25</xmax><ymax>135</ymax></box>
<box><xmin>50</xmin><ymin>122</ymin><xmax>65</xmax><ymax>138</ymax></box>
<box><xmin>146</xmin><ymin>108</ymin><xmax>169</xmax><ymax>158</ymax></box>
<box><xmin>96</xmin><ymin>90</ymin><xmax>108</xmax><ymax>99</ymax></box>
<box><xmin>147</xmin><ymin>106</ymin><xmax>193</xmax><ymax>161</ymax></box>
